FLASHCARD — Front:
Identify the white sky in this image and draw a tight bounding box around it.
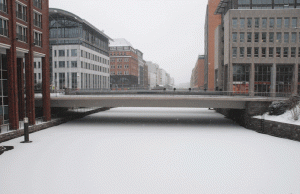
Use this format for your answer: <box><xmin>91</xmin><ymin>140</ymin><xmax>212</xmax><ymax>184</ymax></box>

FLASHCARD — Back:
<box><xmin>49</xmin><ymin>0</ymin><xmax>208</xmax><ymax>85</ymax></box>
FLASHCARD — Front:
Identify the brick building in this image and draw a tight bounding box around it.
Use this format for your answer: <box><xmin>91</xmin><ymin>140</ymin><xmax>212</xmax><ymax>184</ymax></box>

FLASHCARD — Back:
<box><xmin>204</xmin><ymin>0</ymin><xmax>221</xmax><ymax>91</ymax></box>
<box><xmin>109</xmin><ymin>38</ymin><xmax>139</xmax><ymax>89</ymax></box>
<box><xmin>190</xmin><ymin>55</ymin><xmax>205</xmax><ymax>89</ymax></box>
<box><xmin>0</xmin><ymin>0</ymin><xmax>51</xmax><ymax>130</ymax></box>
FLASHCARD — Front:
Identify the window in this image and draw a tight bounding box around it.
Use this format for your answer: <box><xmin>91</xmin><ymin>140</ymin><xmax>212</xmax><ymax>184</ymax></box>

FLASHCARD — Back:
<box><xmin>232</xmin><ymin>47</ymin><xmax>237</xmax><ymax>58</ymax></box>
<box><xmin>117</xmin><ymin>71</ymin><xmax>122</xmax><ymax>75</ymax></box>
<box><xmin>277</xmin><ymin>18</ymin><xmax>282</xmax><ymax>28</ymax></box>
<box><xmin>16</xmin><ymin>2</ymin><xmax>27</xmax><ymax>21</ymax></box>
<box><xmin>255</xmin><ymin>32</ymin><xmax>259</xmax><ymax>42</ymax></box>
<box><xmin>240</xmin><ymin>32</ymin><xmax>244</xmax><ymax>42</ymax></box>
<box><xmin>0</xmin><ymin>0</ymin><xmax>7</xmax><ymax>13</ymax></box>
<box><xmin>33</xmin><ymin>0</ymin><xmax>42</xmax><ymax>9</ymax></box>
<box><xmin>54</xmin><ymin>50</ymin><xmax>57</xmax><ymax>57</ymax></box>
<box><xmin>247</xmin><ymin>32</ymin><xmax>252</xmax><ymax>42</ymax></box>
<box><xmin>38</xmin><ymin>62</ymin><xmax>40</xmax><ymax>68</ymax></box>
<box><xmin>247</xmin><ymin>47</ymin><xmax>252</xmax><ymax>57</ymax></box>
<box><xmin>284</xmin><ymin>18</ymin><xmax>290</xmax><ymax>28</ymax></box>
<box><xmin>269</xmin><ymin>18</ymin><xmax>274</xmax><ymax>28</ymax></box>
<box><xmin>0</xmin><ymin>17</ymin><xmax>8</xmax><ymax>36</ymax></box>
<box><xmin>54</xmin><ymin>61</ymin><xmax>57</xmax><ymax>68</ymax></box>
<box><xmin>232</xmin><ymin>33</ymin><xmax>237</xmax><ymax>42</ymax></box>
<box><xmin>255</xmin><ymin>18</ymin><xmax>259</xmax><ymax>28</ymax></box>
<box><xmin>240</xmin><ymin>47</ymin><xmax>244</xmax><ymax>57</ymax></box>
<box><xmin>240</xmin><ymin>18</ymin><xmax>245</xmax><ymax>28</ymax></box>
<box><xmin>71</xmin><ymin>73</ymin><xmax>77</xmax><ymax>89</ymax></box>
<box><xmin>125</xmin><ymin>65</ymin><xmax>129</xmax><ymax>69</ymax></box>
<box><xmin>291</xmin><ymin>47</ymin><xmax>296</xmax><ymax>57</ymax></box>
<box><xmin>111</xmin><ymin>71</ymin><xmax>115</xmax><ymax>75</ymax></box>
<box><xmin>262</xmin><ymin>18</ymin><xmax>267</xmax><ymax>28</ymax></box>
<box><xmin>59</xmin><ymin>50</ymin><xmax>65</xmax><ymax>57</ymax></box>
<box><xmin>232</xmin><ymin>18</ymin><xmax>237</xmax><ymax>28</ymax></box>
<box><xmin>261</xmin><ymin>47</ymin><xmax>266</xmax><ymax>57</ymax></box>
<box><xmin>254</xmin><ymin>47</ymin><xmax>259</xmax><ymax>57</ymax></box>
<box><xmin>71</xmin><ymin>49</ymin><xmax>77</xmax><ymax>56</ymax></box>
<box><xmin>71</xmin><ymin>61</ymin><xmax>77</xmax><ymax>68</ymax></box>
<box><xmin>125</xmin><ymin>59</ymin><xmax>129</xmax><ymax>62</ymax></box>
<box><xmin>261</xmin><ymin>32</ymin><xmax>266</xmax><ymax>42</ymax></box>
<box><xmin>269</xmin><ymin>32</ymin><xmax>274</xmax><ymax>42</ymax></box>
<box><xmin>291</xmin><ymin>32</ymin><xmax>296</xmax><ymax>43</ymax></box>
<box><xmin>276</xmin><ymin>32</ymin><xmax>281</xmax><ymax>43</ymax></box>
<box><xmin>16</xmin><ymin>25</ymin><xmax>27</xmax><ymax>43</ymax></box>
<box><xmin>59</xmin><ymin>73</ymin><xmax>65</xmax><ymax>89</ymax></box>
<box><xmin>269</xmin><ymin>47</ymin><xmax>274</xmax><ymax>57</ymax></box>
<box><xmin>276</xmin><ymin>47</ymin><xmax>281</xmax><ymax>57</ymax></box>
<box><xmin>292</xmin><ymin>18</ymin><xmax>297</xmax><ymax>28</ymax></box>
<box><xmin>118</xmin><ymin>65</ymin><xmax>122</xmax><ymax>69</ymax></box>
<box><xmin>34</xmin><ymin>31</ymin><xmax>42</xmax><ymax>47</ymax></box>
<box><xmin>283</xmin><ymin>47</ymin><xmax>288</xmax><ymax>57</ymax></box>
<box><xmin>111</xmin><ymin>65</ymin><xmax>115</xmax><ymax>69</ymax></box>
<box><xmin>59</xmin><ymin>61</ymin><xmax>65</xmax><ymax>68</ymax></box>
<box><xmin>33</xmin><ymin>12</ymin><xmax>42</xmax><ymax>28</ymax></box>
<box><xmin>247</xmin><ymin>18</ymin><xmax>252</xmax><ymax>28</ymax></box>
<box><xmin>284</xmin><ymin>32</ymin><xmax>289</xmax><ymax>43</ymax></box>
<box><xmin>34</xmin><ymin>62</ymin><xmax>36</xmax><ymax>68</ymax></box>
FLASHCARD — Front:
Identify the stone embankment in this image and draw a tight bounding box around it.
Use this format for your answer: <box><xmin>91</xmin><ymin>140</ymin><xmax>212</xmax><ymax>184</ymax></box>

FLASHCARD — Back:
<box><xmin>216</xmin><ymin>108</ymin><xmax>300</xmax><ymax>142</ymax></box>
<box><xmin>0</xmin><ymin>107</ymin><xmax>110</xmax><ymax>143</ymax></box>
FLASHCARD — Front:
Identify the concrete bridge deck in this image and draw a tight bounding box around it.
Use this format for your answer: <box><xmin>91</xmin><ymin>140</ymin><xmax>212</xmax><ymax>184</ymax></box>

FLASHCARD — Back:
<box><xmin>35</xmin><ymin>94</ymin><xmax>286</xmax><ymax>109</ymax></box>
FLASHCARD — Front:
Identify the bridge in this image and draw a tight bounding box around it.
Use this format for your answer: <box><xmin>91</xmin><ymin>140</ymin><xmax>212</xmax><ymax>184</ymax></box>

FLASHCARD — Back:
<box><xmin>35</xmin><ymin>91</ymin><xmax>287</xmax><ymax>110</ymax></box>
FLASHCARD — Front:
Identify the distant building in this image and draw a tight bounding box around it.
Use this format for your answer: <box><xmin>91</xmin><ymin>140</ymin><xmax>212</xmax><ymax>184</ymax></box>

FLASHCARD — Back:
<box><xmin>109</xmin><ymin>38</ymin><xmax>139</xmax><ymax>89</ymax></box>
<box><xmin>190</xmin><ymin>55</ymin><xmax>205</xmax><ymax>90</ymax></box>
<box><xmin>204</xmin><ymin>0</ymin><xmax>221</xmax><ymax>91</ymax></box>
<box><xmin>48</xmin><ymin>8</ymin><xmax>111</xmax><ymax>90</ymax></box>
<box><xmin>146</xmin><ymin>61</ymin><xmax>159</xmax><ymax>88</ymax></box>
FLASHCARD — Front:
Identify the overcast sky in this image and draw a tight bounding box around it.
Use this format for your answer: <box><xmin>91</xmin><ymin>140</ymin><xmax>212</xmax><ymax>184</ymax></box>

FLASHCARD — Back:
<box><xmin>49</xmin><ymin>0</ymin><xmax>208</xmax><ymax>85</ymax></box>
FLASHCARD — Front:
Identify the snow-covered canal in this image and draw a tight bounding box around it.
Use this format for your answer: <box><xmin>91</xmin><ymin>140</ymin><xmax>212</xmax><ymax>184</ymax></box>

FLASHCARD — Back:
<box><xmin>1</xmin><ymin>108</ymin><xmax>300</xmax><ymax>194</ymax></box>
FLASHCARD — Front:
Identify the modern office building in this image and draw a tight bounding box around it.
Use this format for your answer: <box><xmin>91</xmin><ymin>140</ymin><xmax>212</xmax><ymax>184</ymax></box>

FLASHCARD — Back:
<box><xmin>48</xmin><ymin>8</ymin><xmax>111</xmax><ymax>91</ymax></box>
<box><xmin>190</xmin><ymin>55</ymin><xmax>205</xmax><ymax>89</ymax></box>
<box><xmin>0</xmin><ymin>0</ymin><xmax>51</xmax><ymax>129</ymax></box>
<box><xmin>109</xmin><ymin>38</ymin><xmax>139</xmax><ymax>89</ymax></box>
<box><xmin>146</xmin><ymin>61</ymin><xmax>159</xmax><ymax>88</ymax></box>
<box><xmin>204</xmin><ymin>0</ymin><xmax>221</xmax><ymax>91</ymax></box>
<box><xmin>214</xmin><ymin>0</ymin><xmax>300</xmax><ymax>96</ymax></box>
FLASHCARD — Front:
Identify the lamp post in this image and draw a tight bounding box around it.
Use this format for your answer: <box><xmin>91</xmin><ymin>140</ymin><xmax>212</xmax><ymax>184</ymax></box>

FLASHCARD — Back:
<box><xmin>21</xmin><ymin>117</ymin><xmax>32</xmax><ymax>143</ymax></box>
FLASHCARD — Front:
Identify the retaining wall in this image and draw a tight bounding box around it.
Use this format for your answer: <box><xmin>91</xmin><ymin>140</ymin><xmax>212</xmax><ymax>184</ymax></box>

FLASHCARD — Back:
<box><xmin>0</xmin><ymin>107</ymin><xmax>110</xmax><ymax>143</ymax></box>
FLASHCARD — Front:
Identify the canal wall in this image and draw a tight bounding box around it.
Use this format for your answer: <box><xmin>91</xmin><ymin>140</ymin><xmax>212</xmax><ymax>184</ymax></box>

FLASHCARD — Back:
<box><xmin>0</xmin><ymin>107</ymin><xmax>111</xmax><ymax>143</ymax></box>
<box><xmin>216</xmin><ymin>101</ymin><xmax>300</xmax><ymax>142</ymax></box>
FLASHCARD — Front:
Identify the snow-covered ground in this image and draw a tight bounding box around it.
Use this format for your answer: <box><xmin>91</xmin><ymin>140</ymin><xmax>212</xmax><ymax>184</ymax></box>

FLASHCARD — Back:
<box><xmin>1</xmin><ymin>108</ymin><xmax>300</xmax><ymax>194</ymax></box>
<box><xmin>255</xmin><ymin>106</ymin><xmax>300</xmax><ymax>125</ymax></box>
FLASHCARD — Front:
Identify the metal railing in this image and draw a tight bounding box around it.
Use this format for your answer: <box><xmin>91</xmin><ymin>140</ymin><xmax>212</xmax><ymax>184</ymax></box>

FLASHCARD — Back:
<box><xmin>33</xmin><ymin>19</ymin><xmax>42</xmax><ymax>28</ymax></box>
<box><xmin>0</xmin><ymin>28</ymin><xmax>8</xmax><ymax>37</ymax></box>
<box><xmin>33</xmin><ymin>0</ymin><xmax>41</xmax><ymax>9</ymax></box>
<box><xmin>17</xmin><ymin>33</ymin><xmax>27</xmax><ymax>43</ymax></box>
<box><xmin>0</xmin><ymin>3</ymin><xmax>7</xmax><ymax>13</ymax></box>
<box><xmin>16</xmin><ymin>11</ymin><xmax>27</xmax><ymax>22</ymax></box>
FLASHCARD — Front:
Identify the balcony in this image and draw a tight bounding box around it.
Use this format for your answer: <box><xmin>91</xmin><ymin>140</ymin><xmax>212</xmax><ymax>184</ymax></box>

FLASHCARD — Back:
<box><xmin>17</xmin><ymin>34</ymin><xmax>27</xmax><ymax>43</ymax></box>
<box><xmin>34</xmin><ymin>19</ymin><xmax>42</xmax><ymax>28</ymax></box>
<box><xmin>16</xmin><ymin>11</ymin><xmax>27</xmax><ymax>22</ymax></box>
<box><xmin>0</xmin><ymin>3</ymin><xmax>7</xmax><ymax>13</ymax></box>
<box><xmin>33</xmin><ymin>0</ymin><xmax>41</xmax><ymax>9</ymax></box>
<box><xmin>0</xmin><ymin>28</ymin><xmax>8</xmax><ymax>37</ymax></box>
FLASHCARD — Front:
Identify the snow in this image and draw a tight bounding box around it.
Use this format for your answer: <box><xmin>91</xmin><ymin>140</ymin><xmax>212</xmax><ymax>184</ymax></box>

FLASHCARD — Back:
<box><xmin>1</xmin><ymin>108</ymin><xmax>300</xmax><ymax>194</ymax></box>
<box><xmin>254</xmin><ymin>106</ymin><xmax>300</xmax><ymax>125</ymax></box>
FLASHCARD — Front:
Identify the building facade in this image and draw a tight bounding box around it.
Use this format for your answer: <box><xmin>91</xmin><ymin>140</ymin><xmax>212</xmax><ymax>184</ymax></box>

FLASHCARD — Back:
<box><xmin>204</xmin><ymin>0</ymin><xmax>221</xmax><ymax>91</ymax></box>
<box><xmin>214</xmin><ymin>0</ymin><xmax>300</xmax><ymax>96</ymax></box>
<box><xmin>190</xmin><ymin>55</ymin><xmax>205</xmax><ymax>89</ymax></box>
<box><xmin>109</xmin><ymin>38</ymin><xmax>139</xmax><ymax>89</ymax></box>
<box><xmin>48</xmin><ymin>8</ymin><xmax>111</xmax><ymax>91</ymax></box>
<box><xmin>0</xmin><ymin>0</ymin><xmax>51</xmax><ymax>130</ymax></box>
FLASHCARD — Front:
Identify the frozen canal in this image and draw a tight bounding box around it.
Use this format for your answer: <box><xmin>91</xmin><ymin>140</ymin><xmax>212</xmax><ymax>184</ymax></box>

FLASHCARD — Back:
<box><xmin>1</xmin><ymin>108</ymin><xmax>300</xmax><ymax>194</ymax></box>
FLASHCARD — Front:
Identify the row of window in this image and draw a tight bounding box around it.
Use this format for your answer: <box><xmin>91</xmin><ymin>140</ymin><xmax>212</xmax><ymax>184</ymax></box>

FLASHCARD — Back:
<box><xmin>232</xmin><ymin>32</ymin><xmax>300</xmax><ymax>43</ymax></box>
<box><xmin>81</xmin><ymin>62</ymin><xmax>109</xmax><ymax>73</ymax></box>
<box><xmin>232</xmin><ymin>17</ymin><xmax>298</xmax><ymax>29</ymax></box>
<box><xmin>54</xmin><ymin>61</ymin><xmax>78</xmax><ymax>68</ymax></box>
<box><xmin>111</xmin><ymin>71</ymin><xmax>130</xmax><ymax>75</ymax></box>
<box><xmin>111</xmin><ymin>65</ymin><xmax>130</xmax><ymax>69</ymax></box>
<box><xmin>110</xmin><ymin>52</ymin><xmax>128</xmax><ymax>56</ymax></box>
<box><xmin>110</xmin><ymin>58</ymin><xmax>129</xmax><ymax>63</ymax></box>
<box><xmin>54</xmin><ymin>49</ymin><xmax>78</xmax><ymax>57</ymax></box>
<box><xmin>81</xmin><ymin>50</ymin><xmax>109</xmax><ymax>65</ymax></box>
<box><xmin>232</xmin><ymin>46</ymin><xmax>300</xmax><ymax>58</ymax></box>
<box><xmin>81</xmin><ymin>73</ymin><xmax>109</xmax><ymax>89</ymax></box>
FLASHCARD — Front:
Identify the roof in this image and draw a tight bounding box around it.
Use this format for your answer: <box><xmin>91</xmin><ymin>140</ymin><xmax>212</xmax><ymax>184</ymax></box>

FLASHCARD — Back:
<box><xmin>214</xmin><ymin>0</ymin><xmax>229</xmax><ymax>15</ymax></box>
<box><xmin>49</xmin><ymin>8</ymin><xmax>113</xmax><ymax>41</ymax></box>
<box><xmin>109</xmin><ymin>38</ymin><xmax>133</xmax><ymax>47</ymax></box>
